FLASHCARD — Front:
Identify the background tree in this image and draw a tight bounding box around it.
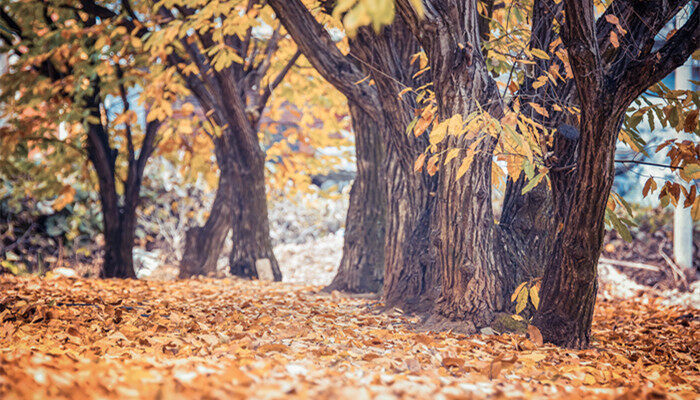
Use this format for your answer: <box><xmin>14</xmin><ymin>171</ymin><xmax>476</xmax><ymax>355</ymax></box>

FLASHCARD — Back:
<box><xmin>0</xmin><ymin>0</ymin><xmax>172</xmax><ymax>278</ymax></box>
<box><xmin>269</xmin><ymin>0</ymin><xmax>444</xmax><ymax>301</ymax></box>
<box><xmin>147</xmin><ymin>0</ymin><xmax>301</xmax><ymax>280</ymax></box>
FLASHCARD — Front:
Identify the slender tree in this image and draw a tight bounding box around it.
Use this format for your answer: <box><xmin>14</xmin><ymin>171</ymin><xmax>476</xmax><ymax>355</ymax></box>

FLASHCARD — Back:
<box><xmin>0</xmin><ymin>0</ymin><xmax>165</xmax><ymax>278</ymax></box>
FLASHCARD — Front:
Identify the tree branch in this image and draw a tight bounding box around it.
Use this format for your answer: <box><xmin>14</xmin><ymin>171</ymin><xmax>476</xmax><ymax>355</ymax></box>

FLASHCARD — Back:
<box><xmin>617</xmin><ymin>7</ymin><xmax>698</xmax><ymax>107</ymax></box>
<box><xmin>562</xmin><ymin>0</ymin><xmax>603</xmax><ymax>98</ymax></box>
<box><xmin>266</xmin><ymin>0</ymin><xmax>381</xmax><ymax>117</ymax></box>
<box><xmin>257</xmin><ymin>49</ymin><xmax>301</xmax><ymax>116</ymax></box>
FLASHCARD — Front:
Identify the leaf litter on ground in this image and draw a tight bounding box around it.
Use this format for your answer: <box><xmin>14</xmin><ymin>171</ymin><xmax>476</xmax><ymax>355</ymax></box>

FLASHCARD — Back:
<box><xmin>0</xmin><ymin>275</ymin><xmax>697</xmax><ymax>399</ymax></box>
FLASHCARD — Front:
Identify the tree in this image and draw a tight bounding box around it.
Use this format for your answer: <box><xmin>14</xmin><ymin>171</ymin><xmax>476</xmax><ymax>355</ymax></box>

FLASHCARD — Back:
<box><xmin>268</xmin><ymin>0</ymin><xmax>444</xmax><ymax>301</ymax></box>
<box><xmin>142</xmin><ymin>0</ymin><xmax>304</xmax><ymax>280</ymax></box>
<box><xmin>63</xmin><ymin>0</ymin><xmax>352</xmax><ymax>281</ymax></box>
<box><xmin>268</xmin><ymin>0</ymin><xmax>561</xmax><ymax>309</ymax></box>
<box><xmin>0</xmin><ymin>0</ymin><xmax>168</xmax><ymax>278</ymax></box>
<box><xmin>533</xmin><ymin>0</ymin><xmax>699</xmax><ymax>348</ymax></box>
<box><xmin>342</xmin><ymin>0</ymin><xmax>697</xmax><ymax>340</ymax></box>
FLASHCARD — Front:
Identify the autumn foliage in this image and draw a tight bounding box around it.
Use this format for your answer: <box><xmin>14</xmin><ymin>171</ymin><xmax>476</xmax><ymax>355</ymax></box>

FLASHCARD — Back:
<box><xmin>1</xmin><ymin>275</ymin><xmax>698</xmax><ymax>399</ymax></box>
<box><xmin>0</xmin><ymin>0</ymin><xmax>699</xmax><ymax>397</ymax></box>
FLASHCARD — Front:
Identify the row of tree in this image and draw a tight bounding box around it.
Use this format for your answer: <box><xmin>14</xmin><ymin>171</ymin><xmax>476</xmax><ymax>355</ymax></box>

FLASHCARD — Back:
<box><xmin>1</xmin><ymin>0</ymin><xmax>698</xmax><ymax>348</ymax></box>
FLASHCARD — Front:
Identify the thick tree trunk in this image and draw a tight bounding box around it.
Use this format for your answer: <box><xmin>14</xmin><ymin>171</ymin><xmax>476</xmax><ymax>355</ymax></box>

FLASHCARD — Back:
<box><xmin>178</xmin><ymin>131</ymin><xmax>281</xmax><ymax>281</ymax></box>
<box><xmin>346</xmin><ymin>23</ymin><xmax>441</xmax><ymax>311</ymax></box>
<box><xmin>324</xmin><ymin>103</ymin><xmax>386</xmax><ymax>293</ymax></box>
<box><xmin>179</xmin><ymin>158</ymin><xmax>234</xmax><ymax>278</ymax></box>
<box><xmin>228</xmin><ymin>145</ymin><xmax>281</xmax><ymax>281</ymax></box>
<box><xmin>100</xmin><ymin>204</ymin><xmax>137</xmax><ymax>279</ymax></box>
<box><xmin>381</xmin><ymin>155</ymin><xmax>438</xmax><ymax>312</ymax></box>
<box><xmin>85</xmin><ymin>119</ymin><xmax>138</xmax><ymax>279</ymax></box>
<box><xmin>533</xmin><ymin>113</ymin><xmax>621</xmax><ymax>348</ymax></box>
<box><xmin>420</xmin><ymin>15</ymin><xmax>511</xmax><ymax>331</ymax></box>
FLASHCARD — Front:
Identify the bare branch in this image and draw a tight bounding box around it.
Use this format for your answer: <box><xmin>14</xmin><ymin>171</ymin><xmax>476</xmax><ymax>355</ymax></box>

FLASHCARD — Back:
<box><xmin>257</xmin><ymin>49</ymin><xmax>302</xmax><ymax>115</ymax></box>
<box><xmin>616</xmin><ymin>7</ymin><xmax>698</xmax><ymax>107</ymax></box>
<box><xmin>266</xmin><ymin>0</ymin><xmax>380</xmax><ymax>117</ymax></box>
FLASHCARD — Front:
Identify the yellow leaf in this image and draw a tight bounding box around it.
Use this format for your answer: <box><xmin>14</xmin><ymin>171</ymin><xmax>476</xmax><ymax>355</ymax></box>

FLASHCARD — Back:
<box><xmin>53</xmin><ymin>185</ymin><xmax>76</xmax><ymax>211</ymax></box>
<box><xmin>680</xmin><ymin>163</ymin><xmax>700</xmax><ymax>182</ymax></box>
<box><xmin>456</xmin><ymin>154</ymin><xmax>474</xmax><ymax>180</ymax></box>
<box><xmin>444</xmin><ymin>148</ymin><xmax>460</xmax><ymax>165</ymax></box>
<box><xmin>530</xmin><ymin>48</ymin><xmax>550</xmax><ymax>60</ymax></box>
<box><xmin>414</xmin><ymin>153</ymin><xmax>426</xmax><ymax>172</ymax></box>
<box><xmin>605</xmin><ymin>14</ymin><xmax>620</xmax><ymax>25</ymax></box>
<box><xmin>532</xmin><ymin>76</ymin><xmax>547</xmax><ymax>89</ymax></box>
<box><xmin>528</xmin><ymin>102</ymin><xmax>549</xmax><ymax>118</ymax></box>
<box><xmin>429</xmin><ymin>120</ymin><xmax>447</xmax><ymax>145</ymax></box>
<box><xmin>609</xmin><ymin>31</ymin><xmax>620</xmax><ymax>48</ymax></box>
<box><xmin>530</xmin><ymin>282</ymin><xmax>540</xmax><ymax>310</ymax></box>
<box><xmin>447</xmin><ymin>114</ymin><xmax>463</xmax><ymax>136</ymax></box>
<box><xmin>692</xmin><ymin>197</ymin><xmax>700</xmax><ymax>221</ymax></box>
<box><xmin>426</xmin><ymin>155</ymin><xmax>439</xmax><ymax>175</ymax></box>
<box><xmin>511</xmin><ymin>281</ymin><xmax>527</xmax><ymax>302</ymax></box>
<box><xmin>414</xmin><ymin>112</ymin><xmax>433</xmax><ymax>137</ymax></box>
<box><xmin>515</xmin><ymin>286</ymin><xmax>529</xmax><ymax>314</ymax></box>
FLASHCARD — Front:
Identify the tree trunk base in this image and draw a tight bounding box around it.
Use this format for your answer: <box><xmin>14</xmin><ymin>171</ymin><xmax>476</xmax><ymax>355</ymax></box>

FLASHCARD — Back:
<box><xmin>532</xmin><ymin>311</ymin><xmax>591</xmax><ymax>349</ymax></box>
<box><xmin>420</xmin><ymin>312</ymin><xmax>477</xmax><ymax>335</ymax></box>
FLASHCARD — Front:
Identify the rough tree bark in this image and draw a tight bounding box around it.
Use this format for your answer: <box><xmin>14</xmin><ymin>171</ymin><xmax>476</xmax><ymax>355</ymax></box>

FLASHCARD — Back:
<box><xmin>534</xmin><ymin>0</ymin><xmax>698</xmax><ymax>348</ymax></box>
<box><xmin>324</xmin><ymin>103</ymin><xmax>386</xmax><ymax>293</ymax></box>
<box><xmin>351</xmin><ymin>23</ymin><xmax>440</xmax><ymax>311</ymax></box>
<box><xmin>269</xmin><ymin>0</ymin><xmax>443</xmax><ymax>305</ymax></box>
<box><xmin>228</xmin><ymin>144</ymin><xmax>282</xmax><ymax>281</ymax></box>
<box><xmin>268</xmin><ymin>0</ymin><xmax>389</xmax><ymax>293</ymax></box>
<box><xmin>394</xmin><ymin>0</ymin><xmax>514</xmax><ymax>331</ymax></box>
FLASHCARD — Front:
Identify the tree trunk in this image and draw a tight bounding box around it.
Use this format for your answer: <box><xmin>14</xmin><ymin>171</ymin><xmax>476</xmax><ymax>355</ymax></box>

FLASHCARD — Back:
<box><xmin>85</xmin><ymin>118</ymin><xmax>137</xmax><ymax>279</ymax></box>
<box><xmin>178</xmin><ymin>154</ymin><xmax>234</xmax><ymax>278</ymax></box>
<box><xmin>381</xmin><ymin>156</ymin><xmax>438</xmax><ymax>312</ymax></box>
<box><xmin>423</xmin><ymin>19</ymin><xmax>511</xmax><ymax>331</ymax></box>
<box><xmin>530</xmin><ymin>0</ymin><xmax>700</xmax><ymax>349</ymax></box>
<box><xmin>346</xmin><ymin>23</ymin><xmax>441</xmax><ymax>311</ymax></box>
<box><xmin>324</xmin><ymin>103</ymin><xmax>386</xmax><ymax>293</ymax></box>
<box><xmin>533</xmin><ymin>111</ymin><xmax>621</xmax><ymax>348</ymax></box>
<box><xmin>228</xmin><ymin>143</ymin><xmax>281</xmax><ymax>281</ymax></box>
<box><xmin>100</xmin><ymin>203</ymin><xmax>137</xmax><ymax>279</ymax></box>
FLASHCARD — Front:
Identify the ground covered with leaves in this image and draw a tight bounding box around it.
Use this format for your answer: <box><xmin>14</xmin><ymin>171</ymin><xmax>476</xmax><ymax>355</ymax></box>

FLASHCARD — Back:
<box><xmin>0</xmin><ymin>275</ymin><xmax>697</xmax><ymax>399</ymax></box>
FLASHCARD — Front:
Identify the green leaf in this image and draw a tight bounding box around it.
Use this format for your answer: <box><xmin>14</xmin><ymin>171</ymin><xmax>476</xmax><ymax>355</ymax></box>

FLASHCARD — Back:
<box><xmin>406</xmin><ymin>117</ymin><xmax>418</xmax><ymax>136</ymax></box>
<box><xmin>606</xmin><ymin>209</ymin><xmax>632</xmax><ymax>242</ymax></box>
<box><xmin>521</xmin><ymin>171</ymin><xmax>546</xmax><ymax>194</ymax></box>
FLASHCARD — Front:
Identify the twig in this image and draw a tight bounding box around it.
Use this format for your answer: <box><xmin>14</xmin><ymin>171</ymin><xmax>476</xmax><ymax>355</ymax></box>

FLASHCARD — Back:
<box><xmin>598</xmin><ymin>257</ymin><xmax>661</xmax><ymax>272</ymax></box>
<box><xmin>0</xmin><ymin>223</ymin><xmax>36</xmax><ymax>255</ymax></box>
<box><xmin>614</xmin><ymin>159</ymin><xmax>682</xmax><ymax>170</ymax></box>
<box><xmin>659</xmin><ymin>249</ymin><xmax>690</xmax><ymax>291</ymax></box>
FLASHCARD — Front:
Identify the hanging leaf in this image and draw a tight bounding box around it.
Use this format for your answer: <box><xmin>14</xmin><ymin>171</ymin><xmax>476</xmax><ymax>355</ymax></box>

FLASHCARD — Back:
<box><xmin>414</xmin><ymin>153</ymin><xmax>426</xmax><ymax>172</ymax></box>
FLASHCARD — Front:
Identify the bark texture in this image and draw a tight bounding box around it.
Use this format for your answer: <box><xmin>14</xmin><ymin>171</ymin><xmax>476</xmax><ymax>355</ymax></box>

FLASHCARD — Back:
<box><xmin>161</xmin><ymin>5</ymin><xmax>300</xmax><ymax>281</ymax></box>
<box><xmin>534</xmin><ymin>0</ymin><xmax>698</xmax><ymax>348</ymax></box>
<box><xmin>179</xmin><ymin>142</ymin><xmax>234</xmax><ymax>278</ymax></box>
<box><xmin>228</xmin><ymin>147</ymin><xmax>281</xmax><ymax>281</ymax></box>
<box><xmin>395</xmin><ymin>0</ymin><xmax>513</xmax><ymax>330</ymax></box>
<box><xmin>269</xmin><ymin>0</ymin><xmax>390</xmax><ymax>293</ymax></box>
<box><xmin>325</xmin><ymin>103</ymin><xmax>386</xmax><ymax>293</ymax></box>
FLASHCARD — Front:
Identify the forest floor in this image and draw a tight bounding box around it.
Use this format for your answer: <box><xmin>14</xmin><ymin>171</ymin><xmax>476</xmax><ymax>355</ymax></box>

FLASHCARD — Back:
<box><xmin>0</xmin><ymin>275</ymin><xmax>698</xmax><ymax>399</ymax></box>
